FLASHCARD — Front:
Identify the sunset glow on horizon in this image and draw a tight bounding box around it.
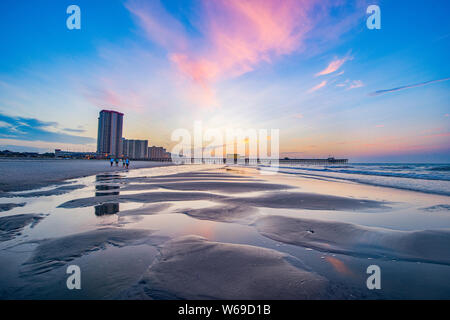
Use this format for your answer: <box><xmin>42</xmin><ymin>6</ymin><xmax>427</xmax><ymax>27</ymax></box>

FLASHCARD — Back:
<box><xmin>0</xmin><ymin>0</ymin><xmax>449</xmax><ymax>162</ymax></box>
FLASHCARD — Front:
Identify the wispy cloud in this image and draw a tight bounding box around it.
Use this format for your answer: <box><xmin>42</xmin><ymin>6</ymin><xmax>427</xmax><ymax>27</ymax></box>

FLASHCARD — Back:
<box><xmin>0</xmin><ymin>113</ymin><xmax>95</xmax><ymax>144</ymax></box>
<box><xmin>336</xmin><ymin>79</ymin><xmax>363</xmax><ymax>89</ymax></box>
<box><xmin>422</xmin><ymin>131</ymin><xmax>450</xmax><ymax>139</ymax></box>
<box><xmin>126</xmin><ymin>0</ymin><xmax>319</xmax><ymax>86</ymax></box>
<box><xmin>125</xmin><ymin>0</ymin><xmax>188</xmax><ymax>52</ymax></box>
<box><xmin>370</xmin><ymin>77</ymin><xmax>450</xmax><ymax>96</ymax></box>
<box><xmin>308</xmin><ymin>80</ymin><xmax>327</xmax><ymax>93</ymax></box>
<box><xmin>125</xmin><ymin>0</ymin><xmax>360</xmax><ymax>105</ymax></box>
<box><xmin>315</xmin><ymin>56</ymin><xmax>352</xmax><ymax>77</ymax></box>
<box><xmin>63</xmin><ymin>128</ymin><xmax>86</xmax><ymax>133</ymax></box>
<box><xmin>348</xmin><ymin>80</ymin><xmax>364</xmax><ymax>89</ymax></box>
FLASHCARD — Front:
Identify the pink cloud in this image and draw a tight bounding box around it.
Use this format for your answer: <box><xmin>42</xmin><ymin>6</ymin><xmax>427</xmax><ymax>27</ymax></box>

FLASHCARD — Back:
<box><xmin>82</xmin><ymin>77</ymin><xmax>145</xmax><ymax>112</ymax></box>
<box><xmin>308</xmin><ymin>80</ymin><xmax>327</xmax><ymax>93</ymax></box>
<box><xmin>126</xmin><ymin>0</ymin><xmax>320</xmax><ymax>86</ymax></box>
<box><xmin>315</xmin><ymin>56</ymin><xmax>352</xmax><ymax>77</ymax></box>
<box><xmin>198</xmin><ymin>0</ymin><xmax>314</xmax><ymax>79</ymax></box>
<box><xmin>170</xmin><ymin>54</ymin><xmax>220</xmax><ymax>88</ymax></box>
<box><xmin>420</xmin><ymin>127</ymin><xmax>443</xmax><ymax>135</ymax></box>
<box><xmin>423</xmin><ymin>132</ymin><xmax>450</xmax><ymax>138</ymax></box>
<box><xmin>122</xmin><ymin>0</ymin><xmax>363</xmax><ymax>108</ymax></box>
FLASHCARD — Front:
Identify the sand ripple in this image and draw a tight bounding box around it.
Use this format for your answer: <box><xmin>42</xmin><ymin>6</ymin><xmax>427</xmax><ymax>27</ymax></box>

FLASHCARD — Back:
<box><xmin>0</xmin><ymin>214</ymin><xmax>44</xmax><ymax>241</ymax></box>
<box><xmin>20</xmin><ymin>228</ymin><xmax>168</xmax><ymax>277</ymax></box>
<box><xmin>222</xmin><ymin>191</ymin><xmax>388</xmax><ymax>211</ymax></box>
<box><xmin>124</xmin><ymin>235</ymin><xmax>328</xmax><ymax>299</ymax></box>
<box><xmin>256</xmin><ymin>215</ymin><xmax>450</xmax><ymax>265</ymax></box>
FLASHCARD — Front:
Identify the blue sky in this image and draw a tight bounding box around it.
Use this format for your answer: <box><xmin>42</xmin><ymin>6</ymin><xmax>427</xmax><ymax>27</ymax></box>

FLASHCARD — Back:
<box><xmin>0</xmin><ymin>0</ymin><xmax>449</xmax><ymax>162</ymax></box>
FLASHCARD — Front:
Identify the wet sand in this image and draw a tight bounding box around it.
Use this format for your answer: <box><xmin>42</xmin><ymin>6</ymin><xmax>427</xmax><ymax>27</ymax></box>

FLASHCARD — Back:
<box><xmin>0</xmin><ymin>214</ymin><xmax>45</xmax><ymax>241</ymax></box>
<box><xmin>20</xmin><ymin>228</ymin><xmax>168</xmax><ymax>277</ymax></box>
<box><xmin>0</xmin><ymin>202</ymin><xmax>25</xmax><ymax>212</ymax></box>
<box><xmin>0</xmin><ymin>164</ymin><xmax>449</xmax><ymax>299</ymax></box>
<box><xmin>255</xmin><ymin>215</ymin><xmax>450</xmax><ymax>265</ymax></box>
<box><xmin>175</xmin><ymin>205</ymin><xmax>258</xmax><ymax>223</ymax></box>
<box><xmin>123</xmin><ymin>235</ymin><xmax>329</xmax><ymax>300</ymax></box>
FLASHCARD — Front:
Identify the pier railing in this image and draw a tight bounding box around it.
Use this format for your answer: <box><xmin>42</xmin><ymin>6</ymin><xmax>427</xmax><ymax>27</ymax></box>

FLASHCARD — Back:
<box><xmin>162</xmin><ymin>158</ymin><xmax>348</xmax><ymax>165</ymax></box>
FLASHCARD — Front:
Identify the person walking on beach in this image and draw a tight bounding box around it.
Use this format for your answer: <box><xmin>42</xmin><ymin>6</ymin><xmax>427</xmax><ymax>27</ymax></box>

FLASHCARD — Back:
<box><xmin>110</xmin><ymin>158</ymin><xmax>114</xmax><ymax>167</ymax></box>
<box><xmin>125</xmin><ymin>158</ymin><xmax>130</xmax><ymax>169</ymax></box>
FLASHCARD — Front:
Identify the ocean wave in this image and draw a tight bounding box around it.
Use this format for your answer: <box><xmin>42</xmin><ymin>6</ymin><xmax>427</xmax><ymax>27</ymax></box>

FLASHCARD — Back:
<box><xmin>324</xmin><ymin>166</ymin><xmax>353</xmax><ymax>169</ymax></box>
<box><xmin>275</xmin><ymin>169</ymin><xmax>450</xmax><ymax>196</ymax></box>
<box><xmin>379</xmin><ymin>165</ymin><xmax>415</xmax><ymax>170</ymax></box>
<box><xmin>260</xmin><ymin>164</ymin><xmax>450</xmax><ymax>196</ymax></box>
<box><xmin>430</xmin><ymin>165</ymin><xmax>450</xmax><ymax>172</ymax></box>
<box><xmin>275</xmin><ymin>165</ymin><xmax>450</xmax><ymax>182</ymax></box>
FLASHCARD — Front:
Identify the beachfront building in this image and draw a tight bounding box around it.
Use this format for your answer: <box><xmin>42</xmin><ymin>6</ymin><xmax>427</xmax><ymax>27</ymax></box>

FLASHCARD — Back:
<box><xmin>55</xmin><ymin>149</ymin><xmax>96</xmax><ymax>159</ymax></box>
<box><xmin>148</xmin><ymin>146</ymin><xmax>170</xmax><ymax>160</ymax></box>
<box><xmin>96</xmin><ymin>110</ymin><xmax>124</xmax><ymax>158</ymax></box>
<box><xmin>122</xmin><ymin>139</ymin><xmax>148</xmax><ymax>159</ymax></box>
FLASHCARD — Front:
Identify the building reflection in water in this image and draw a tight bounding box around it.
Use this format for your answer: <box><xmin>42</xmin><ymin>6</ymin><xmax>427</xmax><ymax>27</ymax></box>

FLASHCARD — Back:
<box><xmin>95</xmin><ymin>174</ymin><xmax>122</xmax><ymax>182</ymax></box>
<box><xmin>95</xmin><ymin>202</ymin><xmax>120</xmax><ymax>216</ymax></box>
<box><xmin>95</xmin><ymin>184</ymin><xmax>120</xmax><ymax>196</ymax></box>
<box><xmin>94</xmin><ymin>174</ymin><xmax>122</xmax><ymax>216</ymax></box>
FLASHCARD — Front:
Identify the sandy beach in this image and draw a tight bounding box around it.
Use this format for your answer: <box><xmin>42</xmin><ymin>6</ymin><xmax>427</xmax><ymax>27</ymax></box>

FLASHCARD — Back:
<box><xmin>0</xmin><ymin>164</ymin><xmax>449</xmax><ymax>299</ymax></box>
<box><xmin>0</xmin><ymin>159</ymin><xmax>172</xmax><ymax>192</ymax></box>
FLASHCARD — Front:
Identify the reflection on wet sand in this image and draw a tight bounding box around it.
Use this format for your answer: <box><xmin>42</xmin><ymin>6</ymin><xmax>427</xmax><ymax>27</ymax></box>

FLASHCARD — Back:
<box><xmin>95</xmin><ymin>174</ymin><xmax>123</xmax><ymax>182</ymax></box>
<box><xmin>95</xmin><ymin>203</ymin><xmax>120</xmax><ymax>216</ymax></box>
<box><xmin>325</xmin><ymin>256</ymin><xmax>354</xmax><ymax>276</ymax></box>
<box><xmin>94</xmin><ymin>174</ymin><xmax>122</xmax><ymax>215</ymax></box>
<box><xmin>95</xmin><ymin>185</ymin><xmax>120</xmax><ymax>197</ymax></box>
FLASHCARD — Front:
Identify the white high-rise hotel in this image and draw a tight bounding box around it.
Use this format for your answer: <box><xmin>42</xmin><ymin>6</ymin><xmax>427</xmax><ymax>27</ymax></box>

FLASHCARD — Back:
<box><xmin>122</xmin><ymin>139</ymin><xmax>148</xmax><ymax>159</ymax></box>
<box><xmin>96</xmin><ymin>110</ymin><xmax>124</xmax><ymax>158</ymax></box>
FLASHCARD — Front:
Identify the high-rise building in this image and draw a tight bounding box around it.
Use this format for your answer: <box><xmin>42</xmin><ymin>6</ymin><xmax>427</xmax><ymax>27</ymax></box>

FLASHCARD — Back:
<box><xmin>148</xmin><ymin>146</ymin><xmax>170</xmax><ymax>160</ymax></box>
<box><xmin>122</xmin><ymin>139</ymin><xmax>148</xmax><ymax>159</ymax></box>
<box><xmin>96</xmin><ymin>110</ymin><xmax>124</xmax><ymax>158</ymax></box>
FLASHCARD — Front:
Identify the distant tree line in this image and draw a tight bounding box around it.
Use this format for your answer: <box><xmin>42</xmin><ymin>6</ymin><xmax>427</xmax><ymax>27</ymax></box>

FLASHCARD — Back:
<box><xmin>0</xmin><ymin>150</ymin><xmax>55</xmax><ymax>158</ymax></box>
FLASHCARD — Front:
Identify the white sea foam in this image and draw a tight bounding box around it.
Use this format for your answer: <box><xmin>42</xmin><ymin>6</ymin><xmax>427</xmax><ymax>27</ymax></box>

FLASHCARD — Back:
<box><xmin>260</xmin><ymin>163</ymin><xmax>450</xmax><ymax>195</ymax></box>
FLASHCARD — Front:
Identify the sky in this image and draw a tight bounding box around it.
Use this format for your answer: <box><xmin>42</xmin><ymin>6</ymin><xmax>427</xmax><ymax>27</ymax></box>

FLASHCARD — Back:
<box><xmin>0</xmin><ymin>0</ymin><xmax>449</xmax><ymax>162</ymax></box>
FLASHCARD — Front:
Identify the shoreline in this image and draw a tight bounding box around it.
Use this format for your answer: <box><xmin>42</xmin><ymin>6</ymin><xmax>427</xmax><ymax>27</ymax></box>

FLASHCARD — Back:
<box><xmin>0</xmin><ymin>159</ymin><xmax>173</xmax><ymax>192</ymax></box>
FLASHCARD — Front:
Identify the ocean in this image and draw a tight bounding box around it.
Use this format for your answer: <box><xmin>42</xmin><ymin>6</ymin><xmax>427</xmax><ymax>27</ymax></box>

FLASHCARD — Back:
<box><xmin>260</xmin><ymin>163</ymin><xmax>450</xmax><ymax>196</ymax></box>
